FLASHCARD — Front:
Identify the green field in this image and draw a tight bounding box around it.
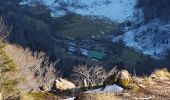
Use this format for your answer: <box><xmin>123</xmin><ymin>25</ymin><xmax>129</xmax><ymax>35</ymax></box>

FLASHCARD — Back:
<box><xmin>56</xmin><ymin>14</ymin><xmax>118</xmax><ymax>40</ymax></box>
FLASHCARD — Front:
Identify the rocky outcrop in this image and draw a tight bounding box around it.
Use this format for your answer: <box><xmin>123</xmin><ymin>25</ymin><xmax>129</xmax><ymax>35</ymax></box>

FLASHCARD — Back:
<box><xmin>117</xmin><ymin>70</ymin><xmax>132</xmax><ymax>88</ymax></box>
<box><xmin>55</xmin><ymin>78</ymin><xmax>76</xmax><ymax>91</ymax></box>
<box><xmin>103</xmin><ymin>70</ymin><xmax>132</xmax><ymax>88</ymax></box>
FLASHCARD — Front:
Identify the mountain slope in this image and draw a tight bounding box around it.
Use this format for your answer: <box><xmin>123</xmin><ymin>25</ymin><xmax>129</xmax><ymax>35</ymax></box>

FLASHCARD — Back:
<box><xmin>20</xmin><ymin>0</ymin><xmax>170</xmax><ymax>59</ymax></box>
<box><xmin>19</xmin><ymin>0</ymin><xmax>137</xmax><ymax>23</ymax></box>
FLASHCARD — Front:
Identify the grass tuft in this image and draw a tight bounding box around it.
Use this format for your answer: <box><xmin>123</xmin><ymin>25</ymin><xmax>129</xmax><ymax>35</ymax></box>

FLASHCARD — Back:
<box><xmin>151</xmin><ymin>68</ymin><xmax>170</xmax><ymax>80</ymax></box>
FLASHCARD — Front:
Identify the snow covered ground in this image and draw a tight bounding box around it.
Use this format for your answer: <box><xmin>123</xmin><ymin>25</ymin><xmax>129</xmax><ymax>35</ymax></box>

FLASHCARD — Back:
<box><xmin>68</xmin><ymin>0</ymin><xmax>136</xmax><ymax>23</ymax></box>
<box><xmin>61</xmin><ymin>97</ymin><xmax>75</xmax><ymax>100</ymax></box>
<box><xmin>61</xmin><ymin>84</ymin><xmax>123</xmax><ymax>100</ymax></box>
<box><xmin>86</xmin><ymin>84</ymin><xmax>124</xmax><ymax>93</ymax></box>
<box><xmin>19</xmin><ymin>0</ymin><xmax>137</xmax><ymax>23</ymax></box>
<box><xmin>113</xmin><ymin>19</ymin><xmax>170</xmax><ymax>59</ymax></box>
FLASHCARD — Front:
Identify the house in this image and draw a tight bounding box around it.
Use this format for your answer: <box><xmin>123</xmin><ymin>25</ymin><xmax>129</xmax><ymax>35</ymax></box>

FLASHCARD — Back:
<box><xmin>87</xmin><ymin>50</ymin><xmax>106</xmax><ymax>60</ymax></box>
<box><xmin>68</xmin><ymin>46</ymin><xmax>106</xmax><ymax>60</ymax></box>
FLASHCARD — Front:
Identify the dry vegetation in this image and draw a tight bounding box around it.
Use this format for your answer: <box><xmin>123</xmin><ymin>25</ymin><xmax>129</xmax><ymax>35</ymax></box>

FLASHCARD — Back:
<box><xmin>0</xmin><ymin>17</ymin><xmax>10</xmax><ymax>41</ymax></box>
<box><xmin>75</xmin><ymin>69</ymin><xmax>170</xmax><ymax>100</ymax></box>
<box><xmin>114</xmin><ymin>69</ymin><xmax>170</xmax><ymax>99</ymax></box>
<box><xmin>2</xmin><ymin>46</ymin><xmax>170</xmax><ymax>99</ymax></box>
<box><xmin>72</xmin><ymin>65</ymin><xmax>117</xmax><ymax>87</ymax></box>
<box><xmin>3</xmin><ymin>44</ymin><xmax>61</xmax><ymax>92</ymax></box>
<box><xmin>72</xmin><ymin>65</ymin><xmax>107</xmax><ymax>87</ymax></box>
<box><xmin>76</xmin><ymin>92</ymin><xmax>117</xmax><ymax>100</ymax></box>
<box><xmin>0</xmin><ymin>17</ymin><xmax>19</xmax><ymax>98</ymax></box>
<box><xmin>0</xmin><ymin>17</ymin><xmax>60</xmax><ymax>99</ymax></box>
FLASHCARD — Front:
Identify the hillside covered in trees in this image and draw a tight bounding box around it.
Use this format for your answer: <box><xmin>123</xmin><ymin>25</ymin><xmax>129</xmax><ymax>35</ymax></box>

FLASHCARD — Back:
<box><xmin>137</xmin><ymin>0</ymin><xmax>170</xmax><ymax>22</ymax></box>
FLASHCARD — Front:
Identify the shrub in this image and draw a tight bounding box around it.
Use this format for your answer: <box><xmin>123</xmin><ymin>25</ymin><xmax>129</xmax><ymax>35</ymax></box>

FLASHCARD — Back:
<box><xmin>72</xmin><ymin>65</ymin><xmax>107</xmax><ymax>87</ymax></box>
<box><xmin>151</xmin><ymin>68</ymin><xmax>170</xmax><ymax>80</ymax></box>
<box><xmin>72</xmin><ymin>65</ymin><xmax>117</xmax><ymax>87</ymax></box>
<box><xmin>0</xmin><ymin>17</ymin><xmax>10</xmax><ymax>41</ymax></box>
<box><xmin>4</xmin><ymin>44</ymin><xmax>61</xmax><ymax>92</ymax></box>
<box><xmin>0</xmin><ymin>17</ymin><xmax>60</xmax><ymax>98</ymax></box>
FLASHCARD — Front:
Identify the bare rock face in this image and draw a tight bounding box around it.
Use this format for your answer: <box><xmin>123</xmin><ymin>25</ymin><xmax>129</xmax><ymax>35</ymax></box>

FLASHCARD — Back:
<box><xmin>55</xmin><ymin>78</ymin><xmax>76</xmax><ymax>91</ymax></box>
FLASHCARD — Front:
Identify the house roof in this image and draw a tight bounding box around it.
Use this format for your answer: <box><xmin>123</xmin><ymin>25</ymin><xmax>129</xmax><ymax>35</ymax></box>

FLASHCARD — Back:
<box><xmin>87</xmin><ymin>50</ymin><xmax>106</xmax><ymax>60</ymax></box>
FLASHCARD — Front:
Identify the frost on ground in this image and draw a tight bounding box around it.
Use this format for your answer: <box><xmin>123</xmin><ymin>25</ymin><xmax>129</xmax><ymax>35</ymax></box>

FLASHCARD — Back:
<box><xmin>19</xmin><ymin>0</ymin><xmax>137</xmax><ymax>23</ymax></box>
<box><xmin>68</xmin><ymin>0</ymin><xmax>136</xmax><ymax>23</ymax></box>
<box><xmin>61</xmin><ymin>97</ymin><xmax>75</xmax><ymax>100</ymax></box>
<box><xmin>19</xmin><ymin>0</ymin><xmax>67</xmax><ymax>17</ymax></box>
<box><xmin>113</xmin><ymin>19</ymin><xmax>170</xmax><ymax>59</ymax></box>
<box><xmin>60</xmin><ymin>84</ymin><xmax>123</xmax><ymax>100</ymax></box>
<box><xmin>86</xmin><ymin>84</ymin><xmax>124</xmax><ymax>93</ymax></box>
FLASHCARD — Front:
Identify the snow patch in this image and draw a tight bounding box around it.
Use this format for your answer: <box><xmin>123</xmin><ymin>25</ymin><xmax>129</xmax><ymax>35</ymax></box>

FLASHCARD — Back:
<box><xmin>122</xmin><ymin>19</ymin><xmax>170</xmax><ymax>58</ymax></box>
<box><xmin>112</xmin><ymin>35</ymin><xmax>123</xmax><ymax>42</ymax></box>
<box><xmin>51</xmin><ymin>10</ymin><xmax>67</xmax><ymax>18</ymax></box>
<box><xmin>19</xmin><ymin>0</ymin><xmax>137</xmax><ymax>22</ymax></box>
<box><xmin>68</xmin><ymin>0</ymin><xmax>137</xmax><ymax>22</ymax></box>
<box><xmin>61</xmin><ymin>97</ymin><xmax>75</xmax><ymax>100</ymax></box>
<box><xmin>68</xmin><ymin>46</ymin><xmax>76</xmax><ymax>52</ymax></box>
<box><xmin>86</xmin><ymin>84</ymin><xmax>124</xmax><ymax>93</ymax></box>
<box><xmin>19</xmin><ymin>1</ymin><xmax>31</xmax><ymax>5</ymax></box>
<box><xmin>80</xmin><ymin>48</ymin><xmax>88</xmax><ymax>56</ymax></box>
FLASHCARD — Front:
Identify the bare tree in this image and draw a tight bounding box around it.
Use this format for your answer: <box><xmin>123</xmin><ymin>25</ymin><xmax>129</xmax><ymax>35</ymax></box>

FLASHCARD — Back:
<box><xmin>107</xmin><ymin>66</ymin><xmax>118</xmax><ymax>77</ymax></box>
<box><xmin>72</xmin><ymin>65</ymin><xmax>108</xmax><ymax>87</ymax></box>
<box><xmin>0</xmin><ymin>16</ymin><xmax>60</xmax><ymax>93</ymax></box>
<box><xmin>0</xmin><ymin>17</ymin><xmax>11</xmax><ymax>41</ymax></box>
<box><xmin>3</xmin><ymin>44</ymin><xmax>61</xmax><ymax>92</ymax></box>
<box><xmin>34</xmin><ymin>56</ymin><xmax>61</xmax><ymax>87</ymax></box>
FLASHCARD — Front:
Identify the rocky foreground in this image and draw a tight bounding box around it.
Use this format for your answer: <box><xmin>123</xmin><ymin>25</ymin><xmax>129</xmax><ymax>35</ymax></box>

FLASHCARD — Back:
<box><xmin>68</xmin><ymin>69</ymin><xmax>170</xmax><ymax>100</ymax></box>
<box><xmin>0</xmin><ymin>42</ymin><xmax>169</xmax><ymax>100</ymax></box>
<box><xmin>1</xmin><ymin>69</ymin><xmax>170</xmax><ymax>100</ymax></box>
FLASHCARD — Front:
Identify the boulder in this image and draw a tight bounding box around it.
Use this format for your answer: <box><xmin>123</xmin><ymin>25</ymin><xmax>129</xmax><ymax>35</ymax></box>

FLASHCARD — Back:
<box><xmin>55</xmin><ymin>78</ymin><xmax>76</xmax><ymax>91</ymax></box>
<box><xmin>103</xmin><ymin>70</ymin><xmax>132</xmax><ymax>88</ymax></box>
<box><xmin>117</xmin><ymin>70</ymin><xmax>132</xmax><ymax>88</ymax></box>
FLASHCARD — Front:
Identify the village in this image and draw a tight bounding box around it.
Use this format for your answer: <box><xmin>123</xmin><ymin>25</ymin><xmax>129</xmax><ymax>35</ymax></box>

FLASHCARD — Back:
<box><xmin>62</xmin><ymin>33</ymin><xmax>124</xmax><ymax>62</ymax></box>
<box><xmin>67</xmin><ymin>41</ymin><xmax>107</xmax><ymax>61</ymax></box>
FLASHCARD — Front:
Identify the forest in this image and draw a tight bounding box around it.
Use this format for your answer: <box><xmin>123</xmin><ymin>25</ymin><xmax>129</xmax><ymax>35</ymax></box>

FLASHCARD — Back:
<box><xmin>137</xmin><ymin>0</ymin><xmax>170</xmax><ymax>22</ymax></box>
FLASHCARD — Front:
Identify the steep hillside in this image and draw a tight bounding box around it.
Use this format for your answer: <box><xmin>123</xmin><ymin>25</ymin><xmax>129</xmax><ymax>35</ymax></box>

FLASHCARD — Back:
<box><xmin>19</xmin><ymin>0</ymin><xmax>137</xmax><ymax>23</ymax></box>
<box><xmin>1</xmin><ymin>0</ymin><xmax>170</xmax><ymax>74</ymax></box>
<box><xmin>137</xmin><ymin>0</ymin><xmax>170</xmax><ymax>22</ymax></box>
<box><xmin>19</xmin><ymin>0</ymin><xmax>170</xmax><ymax>59</ymax></box>
<box><xmin>2</xmin><ymin>0</ymin><xmax>153</xmax><ymax>76</ymax></box>
<box><xmin>0</xmin><ymin>42</ymin><xmax>60</xmax><ymax>99</ymax></box>
<box><xmin>112</xmin><ymin>0</ymin><xmax>170</xmax><ymax>59</ymax></box>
